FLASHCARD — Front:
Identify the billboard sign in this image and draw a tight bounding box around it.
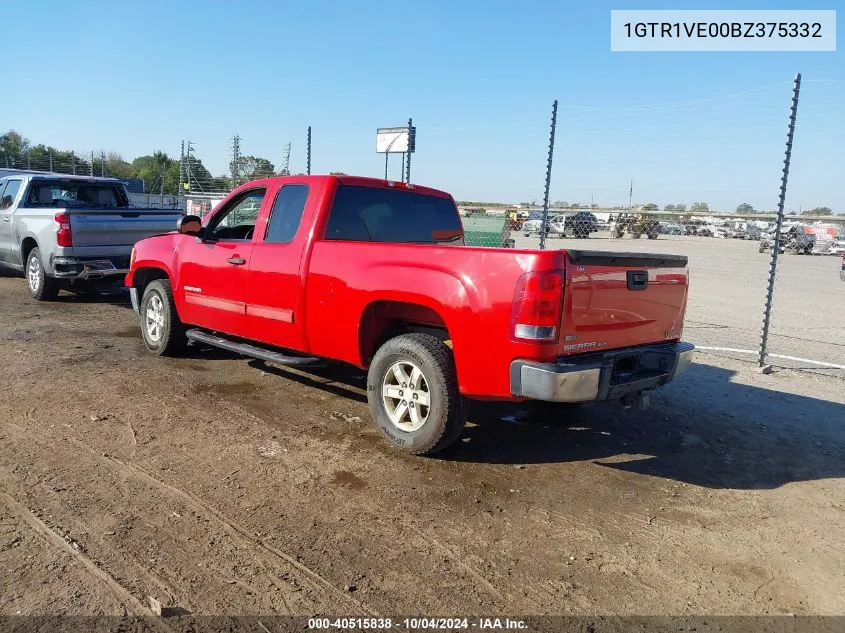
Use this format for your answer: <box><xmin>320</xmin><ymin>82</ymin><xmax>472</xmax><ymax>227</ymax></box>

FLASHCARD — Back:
<box><xmin>376</xmin><ymin>127</ymin><xmax>416</xmax><ymax>153</ymax></box>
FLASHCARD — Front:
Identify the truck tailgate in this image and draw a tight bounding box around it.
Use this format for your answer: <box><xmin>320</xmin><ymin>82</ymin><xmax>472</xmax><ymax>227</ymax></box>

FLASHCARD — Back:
<box><xmin>69</xmin><ymin>210</ymin><xmax>183</xmax><ymax>247</ymax></box>
<box><xmin>560</xmin><ymin>250</ymin><xmax>689</xmax><ymax>354</ymax></box>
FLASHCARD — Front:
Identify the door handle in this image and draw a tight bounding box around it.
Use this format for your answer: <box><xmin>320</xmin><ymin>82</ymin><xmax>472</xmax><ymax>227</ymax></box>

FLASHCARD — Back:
<box><xmin>1</xmin><ymin>217</ymin><xmax>9</xmax><ymax>222</ymax></box>
<box><xmin>227</xmin><ymin>257</ymin><xmax>246</xmax><ymax>265</ymax></box>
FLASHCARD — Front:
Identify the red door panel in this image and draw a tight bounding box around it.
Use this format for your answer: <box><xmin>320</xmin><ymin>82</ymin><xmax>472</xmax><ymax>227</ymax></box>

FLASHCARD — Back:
<box><xmin>177</xmin><ymin>240</ymin><xmax>252</xmax><ymax>336</ymax></box>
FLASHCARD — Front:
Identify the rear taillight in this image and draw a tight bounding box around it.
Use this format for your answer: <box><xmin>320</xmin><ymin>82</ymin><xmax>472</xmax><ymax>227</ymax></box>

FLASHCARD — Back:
<box><xmin>511</xmin><ymin>270</ymin><xmax>564</xmax><ymax>342</ymax></box>
<box><xmin>55</xmin><ymin>213</ymin><xmax>72</xmax><ymax>247</ymax></box>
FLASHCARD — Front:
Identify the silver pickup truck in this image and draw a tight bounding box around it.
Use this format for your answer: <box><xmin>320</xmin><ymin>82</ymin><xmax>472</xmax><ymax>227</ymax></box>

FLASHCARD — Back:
<box><xmin>0</xmin><ymin>173</ymin><xmax>183</xmax><ymax>300</ymax></box>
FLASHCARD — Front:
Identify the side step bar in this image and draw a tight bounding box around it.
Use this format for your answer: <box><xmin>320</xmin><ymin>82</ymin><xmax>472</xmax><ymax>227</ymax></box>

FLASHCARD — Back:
<box><xmin>185</xmin><ymin>329</ymin><xmax>325</xmax><ymax>367</ymax></box>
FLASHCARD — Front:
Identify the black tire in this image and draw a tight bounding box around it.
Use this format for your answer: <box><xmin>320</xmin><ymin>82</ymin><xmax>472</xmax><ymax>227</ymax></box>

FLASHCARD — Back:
<box><xmin>367</xmin><ymin>333</ymin><xmax>467</xmax><ymax>456</ymax></box>
<box><xmin>26</xmin><ymin>247</ymin><xmax>60</xmax><ymax>301</ymax></box>
<box><xmin>139</xmin><ymin>279</ymin><xmax>186</xmax><ymax>356</ymax></box>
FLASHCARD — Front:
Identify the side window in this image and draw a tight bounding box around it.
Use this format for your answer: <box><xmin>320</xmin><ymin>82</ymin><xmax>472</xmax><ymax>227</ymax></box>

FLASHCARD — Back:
<box><xmin>264</xmin><ymin>185</ymin><xmax>309</xmax><ymax>244</ymax></box>
<box><xmin>1</xmin><ymin>180</ymin><xmax>22</xmax><ymax>210</ymax></box>
<box><xmin>205</xmin><ymin>188</ymin><xmax>266</xmax><ymax>241</ymax></box>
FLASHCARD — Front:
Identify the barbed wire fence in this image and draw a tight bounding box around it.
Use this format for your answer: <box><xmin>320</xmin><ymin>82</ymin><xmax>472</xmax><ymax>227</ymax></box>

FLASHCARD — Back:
<box><xmin>452</xmin><ymin>80</ymin><xmax>844</xmax><ymax>378</ymax></box>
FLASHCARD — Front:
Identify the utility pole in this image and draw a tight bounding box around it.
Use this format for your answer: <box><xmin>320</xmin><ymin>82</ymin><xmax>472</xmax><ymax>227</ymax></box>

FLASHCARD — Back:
<box><xmin>71</xmin><ymin>152</ymin><xmax>76</xmax><ymax>175</ymax></box>
<box><xmin>90</xmin><ymin>151</ymin><xmax>94</xmax><ymax>176</ymax></box>
<box><xmin>628</xmin><ymin>179</ymin><xmax>633</xmax><ymax>210</ymax></box>
<box><xmin>178</xmin><ymin>141</ymin><xmax>185</xmax><ymax>195</ymax></box>
<box><xmin>759</xmin><ymin>73</ymin><xmax>801</xmax><ymax>369</ymax></box>
<box><xmin>186</xmin><ymin>141</ymin><xmax>195</xmax><ymax>191</ymax></box>
<box><xmin>100</xmin><ymin>152</ymin><xmax>106</xmax><ymax>177</ymax></box>
<box><xmin>281</xmin><ymin>143</ymin><xmax>291</xmax><ymax>176</ymax></box>
<box><xmin>306</xmin><ymin>126</ymin><xmax>311</xmax><ymax>175</ymax></box>
<box><xmin>538</xmin><ymin>100</ymin><xmax>558</xmax><ymax>251</ymax></box>
<box><xmin>231</xmin><ymin>135</ymin><xmax>241</xmax><ymax>187</ymax></box>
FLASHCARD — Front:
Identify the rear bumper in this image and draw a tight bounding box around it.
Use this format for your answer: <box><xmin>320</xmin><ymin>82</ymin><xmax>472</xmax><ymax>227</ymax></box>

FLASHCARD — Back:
<box><xmin>510</xmin><ymin>342</ymin><xmax>695</xmax><ymax>403</ymax></box>
<box><xmin>50</xmin><ymin>255</ymin><xmax>130</xmax><ymax>280</ymax></box>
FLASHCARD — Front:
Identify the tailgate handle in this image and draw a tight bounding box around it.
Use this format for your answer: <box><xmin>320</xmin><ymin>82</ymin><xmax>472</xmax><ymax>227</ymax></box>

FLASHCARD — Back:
<box><xmin>627</xmin><ymin>270</ymin><xmax>648</xmax><ymax>291</ymax></box>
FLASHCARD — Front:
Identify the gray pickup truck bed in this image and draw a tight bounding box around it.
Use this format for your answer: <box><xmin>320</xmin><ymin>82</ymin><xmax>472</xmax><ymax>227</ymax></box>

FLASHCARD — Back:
<box><xmin>0</xmin><ymin>173</ymin><xmax>184</xmax><ymax>299</ymax></box>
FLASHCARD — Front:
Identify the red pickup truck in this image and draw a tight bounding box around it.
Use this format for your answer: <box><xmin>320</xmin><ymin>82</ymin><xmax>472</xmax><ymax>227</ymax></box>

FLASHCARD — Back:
<box><xmin>126</xmin><ymin>175</ymin><xmax>694</xmax><ymax>455</ymax></box>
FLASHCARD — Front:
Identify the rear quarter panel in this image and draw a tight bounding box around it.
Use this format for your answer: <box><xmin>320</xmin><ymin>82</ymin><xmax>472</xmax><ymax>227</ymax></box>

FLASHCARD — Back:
<box><xmin>304</xmin><ymin>243</ymin><xmax>567</xmax><ymax>398</ymax></box>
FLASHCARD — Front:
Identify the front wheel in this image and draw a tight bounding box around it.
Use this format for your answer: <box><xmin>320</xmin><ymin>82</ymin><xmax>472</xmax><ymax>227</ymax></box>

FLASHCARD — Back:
<box><xmin>367</xmin><ymin>333</ymin><xmax>467</xmax><ymax>455</ymax></box>
<box><xmin>26</xmin><ymin>247</ymin><xmax>60</xmax><ymax>301</ymax></box>
<box><xmin>139</xmin><ymin>279</ymin><xmax>186</xmax><ymax>356</ymax></box>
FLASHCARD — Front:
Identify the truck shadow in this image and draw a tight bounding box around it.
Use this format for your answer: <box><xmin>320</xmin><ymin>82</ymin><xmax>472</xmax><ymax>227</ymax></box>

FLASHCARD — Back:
<box><xmin>448</xmin><ymin>362</ymin><xmax>845</xmax><ymax>490</ymax></box>
<box><xmin>169</xmin><ymin>343</ymin><xmax>845</xmax><ymax>491</ymax></box>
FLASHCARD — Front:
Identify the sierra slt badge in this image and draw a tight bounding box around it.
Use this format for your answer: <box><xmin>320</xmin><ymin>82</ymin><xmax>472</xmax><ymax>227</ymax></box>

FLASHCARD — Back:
<box><xmin>563</xmin><ymin>341</ymin><xmax>608</xmax><ymax>351</ymax></box>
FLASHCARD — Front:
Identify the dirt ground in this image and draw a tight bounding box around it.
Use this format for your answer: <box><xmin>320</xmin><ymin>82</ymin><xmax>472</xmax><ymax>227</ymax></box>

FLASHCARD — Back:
<box><xmin>1</xmin><ymin>270</ymin><xmax>844</xmax><ymax>620</ymax></box>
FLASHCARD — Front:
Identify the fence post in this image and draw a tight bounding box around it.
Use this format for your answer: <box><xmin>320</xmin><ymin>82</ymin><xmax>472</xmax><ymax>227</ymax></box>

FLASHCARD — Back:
<box><xmin>759</xmin><ymin>73</ymin><xmax>801</xmax><ymax>368</ymax></box>
<box><xmin>90</xmin><ymin>151</ymin><xmax>94</xmax><ymax>176</ymax></box>
<box><xmin>539</xmin><ymin>99</ymin><xmax>558</xmax><ymax>251</ymax></box>
<box><xmin>306</xmin><ymin>126</ymin><xmax>311</xmax><ymax>175</ymax></box>
<box><xmin>49</xmin><ymin>150</ymin><xmax>53</xmax><ymax>172</ymax></box>
<box><xmin>71</xmin><ymin>152</ymin><xmax>76</xmax><ymax>175</ymax></box>
<box><xmin>405</xmin><ymin>117</ymin><xmax>413</xmax><ymax>184</ymax></box>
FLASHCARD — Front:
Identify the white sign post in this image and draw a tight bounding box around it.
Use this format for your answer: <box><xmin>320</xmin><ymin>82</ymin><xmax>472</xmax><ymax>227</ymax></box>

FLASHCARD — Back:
<box><xmin>376</xmin><ymin>126</ymin><xmax>416</xmax><ymax>180</ymax></box>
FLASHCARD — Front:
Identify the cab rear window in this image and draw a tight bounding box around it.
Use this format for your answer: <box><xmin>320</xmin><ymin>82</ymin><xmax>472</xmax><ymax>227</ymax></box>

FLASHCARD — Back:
<box><xmin>325</xmin><ymin>185</ymin><xmax>463</xmax><ymax>245</ymax></box>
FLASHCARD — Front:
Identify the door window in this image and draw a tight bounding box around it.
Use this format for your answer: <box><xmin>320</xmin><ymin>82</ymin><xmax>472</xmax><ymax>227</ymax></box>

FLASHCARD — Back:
<box><xmin>264</xmin><ymin>185</ymin><xmax>309</xmax><ymax>244</ymax></box>
<box><xmin>1</xmin><ymin>179</ymin><xmax>22</xmax><ymax>210</ymax></box>
<box><xmin>205</xmin><ymin>189</ymin><xmax>266</xmax><ymax>241</ymax></box>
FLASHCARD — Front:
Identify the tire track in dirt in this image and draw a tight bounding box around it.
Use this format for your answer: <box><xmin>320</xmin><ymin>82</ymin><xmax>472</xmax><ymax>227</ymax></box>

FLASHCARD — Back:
<box><xmin>0</xmin><ymin>490</ymin><xmax>170</xmax><ymax>629</ymax></box>
<box><xmin>2</xmin><ymin>417</ymin><xmax>378</xmax><ymax>616</ymax></box>
<box><xmin>98</xmin><ymin>451</ymin><xmax>380</xmax><ymax>617</ymax></box>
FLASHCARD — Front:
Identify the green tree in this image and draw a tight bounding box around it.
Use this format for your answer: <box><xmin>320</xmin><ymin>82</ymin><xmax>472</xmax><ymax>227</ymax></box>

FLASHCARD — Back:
<box><xmin>103</xmin><ymin>152</ymin><xmax>134</xmax><ymax>179</ymax></box>
<box><xmin>808</xmin><ymin>206</ymin><xmax>833</xmax><ymax>216</ymax></box>
<box><xmin>642</xmin><ymin>202</ymin><xmax>659</xmax><ymax>211</ymax></box>
<box><xmin>231</xmin><ymin>155</ymin><xmax>276</xmax><ymax>182</ymax></box>
<box><xmin>133</xmin><ymin>151</ymin><xmax>179</xmax><ymax>194</ymax></box>
<box><xmin>690</xmin><ymin>201</ymin><xmax>710</xmax><ymax>213</ymax></box>
<box><xmin>736</xmin><ymin>202</ymin><xmax>755</xmax><ymax>214</ymax></box>
<box><xmin>0</xmin><ymin>130</ymin><xmax>30</xmax><ymax>166</ymax></box>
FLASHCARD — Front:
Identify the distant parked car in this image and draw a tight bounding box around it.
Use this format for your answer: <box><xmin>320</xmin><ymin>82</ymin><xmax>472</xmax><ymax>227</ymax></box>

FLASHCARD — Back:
<box><xmin>564</xmin><ymin>211</ymin><xmax>598</xmax><ymax>238</ymax></box>
<box><xmin>522</xmin><ymin>213</ymin><xmax>565</xmax><ymax>237</ymax></box>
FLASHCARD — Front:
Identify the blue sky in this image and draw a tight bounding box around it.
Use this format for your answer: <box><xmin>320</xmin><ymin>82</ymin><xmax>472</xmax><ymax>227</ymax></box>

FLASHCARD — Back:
<box><xmin>3</xmin><ymin>0</ymin><xmax>842</xmax><ymax>211</ymax></box>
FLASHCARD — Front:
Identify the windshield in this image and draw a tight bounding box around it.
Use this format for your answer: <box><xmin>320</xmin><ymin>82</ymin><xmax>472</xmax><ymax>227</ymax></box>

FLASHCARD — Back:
<box><xmin>25</xmin><ymin>180</ymin><xmax>129</xmax><ymax>208</ymax></box>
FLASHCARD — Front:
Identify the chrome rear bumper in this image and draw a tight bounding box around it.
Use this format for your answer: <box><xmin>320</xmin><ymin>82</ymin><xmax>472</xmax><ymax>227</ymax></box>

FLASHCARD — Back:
<box><xmin>51</xmin><ymin>256</ymin><xmax>129</xmax><ymax>280</ymax></box>
<box><xmin>510</xmin><ymin>342</ymin><xmax>695</xmax><ymax>403</ymax></box>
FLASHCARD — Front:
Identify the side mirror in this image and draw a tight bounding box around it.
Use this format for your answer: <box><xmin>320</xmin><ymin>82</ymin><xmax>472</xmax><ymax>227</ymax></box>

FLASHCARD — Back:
<box><xmin>178</xmin><ymin>214</ymin><xmax>203</xmax><ymax>236</ymax></box>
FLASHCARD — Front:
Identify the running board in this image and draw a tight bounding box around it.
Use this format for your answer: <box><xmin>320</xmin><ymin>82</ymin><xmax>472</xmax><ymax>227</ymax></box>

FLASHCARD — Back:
<box><xmin>185</xmin><ymin>329</ymin><xmax>324</xmax><ymax>367</ymax></box>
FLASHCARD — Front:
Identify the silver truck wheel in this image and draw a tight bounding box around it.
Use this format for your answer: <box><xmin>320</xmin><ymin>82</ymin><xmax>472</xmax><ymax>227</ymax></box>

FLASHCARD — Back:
<box><xmin>139</xmin><ymin>279</ymin><xmax>186</xmax><ymax>356</ymax></box>
<box><xmin>145</xmin><ymin>294</ymin><xmax>165</xmax><ymax>343</ymax></box>
<box><xmin>25</xmin><ymin>247</ymin><xmax>60</xmax><ymax>301</ymax></box>
<box><xmin>382</xmin><ymin>360</ymin><xmax>431</xmax><ymax>433</ymax></box>
<box><xmin>367</xmin><ymin>333</ymin><xmax>467</xmax><ymax>456</ymax></box>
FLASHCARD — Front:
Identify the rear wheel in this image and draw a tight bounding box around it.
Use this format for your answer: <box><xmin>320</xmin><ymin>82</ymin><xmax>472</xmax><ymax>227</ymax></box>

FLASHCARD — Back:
<box><xmin>26</xmin><ymin>247</ymin><xmax>60</xmax><ymax>301</ymax></box>
<box><xmin>367</xmin><ymin>333</ymin><xmax>467</xmax><ymax>455</ymax></box>
<box><xmin>139</xmin><ymin>279</ymin><xmax>186</xmax><ymax>356</ymax></box>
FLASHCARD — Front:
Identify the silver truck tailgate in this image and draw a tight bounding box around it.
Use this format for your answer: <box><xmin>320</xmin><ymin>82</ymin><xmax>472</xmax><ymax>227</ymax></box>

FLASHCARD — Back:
<box><xmin>69</xmin><ymin>210</ymin><xmax>182</xmax><ymax>247</ymax></box>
